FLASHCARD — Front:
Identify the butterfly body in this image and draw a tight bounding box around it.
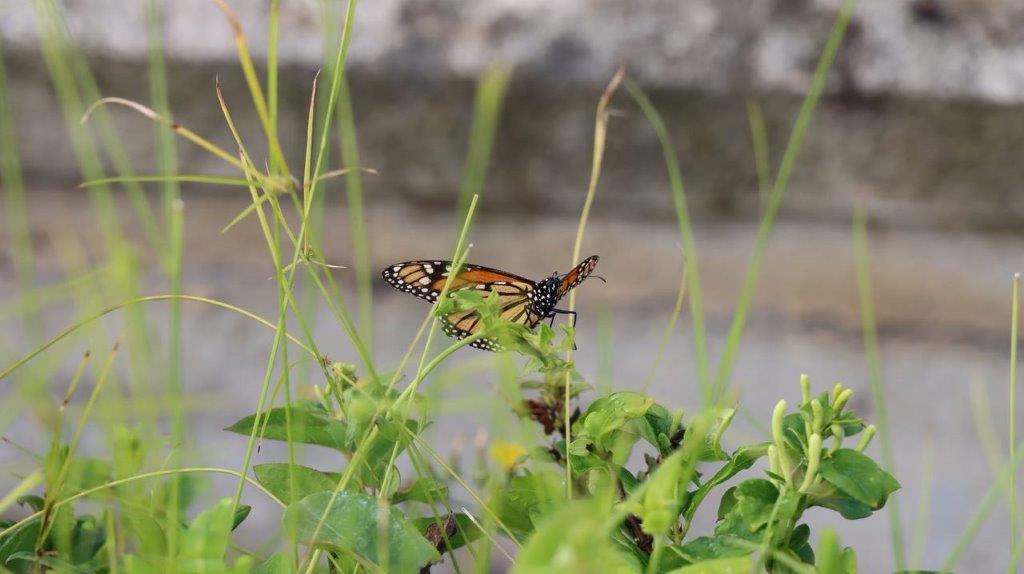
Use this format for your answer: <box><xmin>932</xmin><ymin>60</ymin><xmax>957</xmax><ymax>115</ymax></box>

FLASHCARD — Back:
<box><xmin>529</xmin><ymin>275</ymin><xmax>561</xmax><ymax>320</ymax></box>
<box><xmin>382</xmin><ymin>255</ymin><xmax>600</xmax><ymax>351</ymax></box>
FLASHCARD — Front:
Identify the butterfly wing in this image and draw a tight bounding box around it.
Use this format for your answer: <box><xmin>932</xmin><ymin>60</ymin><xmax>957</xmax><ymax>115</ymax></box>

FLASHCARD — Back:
<box><xmin>557</xmin><ymin>255</ymin><xmax>600</xmax><ymax>298</ymax></box>
<box><xmin>382</xmin><ymin>261</ymin><xmax>541</xmax><ymax>350</ymax></box>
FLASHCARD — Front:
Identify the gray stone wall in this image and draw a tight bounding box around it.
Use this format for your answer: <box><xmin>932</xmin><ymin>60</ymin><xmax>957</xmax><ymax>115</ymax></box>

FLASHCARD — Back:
<box><xmin>3</xmin><ymin>0</ymin><xmax>1024</xmax><ymax>228</ymax></box>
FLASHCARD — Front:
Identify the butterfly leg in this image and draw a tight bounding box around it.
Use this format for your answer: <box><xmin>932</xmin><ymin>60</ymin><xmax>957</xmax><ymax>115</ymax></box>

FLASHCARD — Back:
<box><xmin>551</xmin><ymin>309</ymin><xmax>577</xmax><ymax>328</ymax></box>
<box><xmin>549</xmin><ymin>309</ymin><xmax>580</xmax><ymax>349</ymax></box>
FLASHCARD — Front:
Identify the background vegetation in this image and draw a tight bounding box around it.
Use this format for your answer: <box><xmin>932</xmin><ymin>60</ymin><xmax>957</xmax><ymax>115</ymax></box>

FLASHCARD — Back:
<box><xmin>0</xmin><ymin>0</ymin><xmax>1021</xmax><ymax>572</ymax></box>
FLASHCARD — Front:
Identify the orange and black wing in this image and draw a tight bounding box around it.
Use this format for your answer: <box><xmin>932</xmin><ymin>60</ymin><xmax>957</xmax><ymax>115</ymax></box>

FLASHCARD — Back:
<box><xmin>382</xmin><ymin>261</ymin><xmax>541</xmax><ymax>350</ymax></box>
<box><xmin>557</xmin><ymin>255</ymin><xmax>600</xmax><ymax>298</ymax></box>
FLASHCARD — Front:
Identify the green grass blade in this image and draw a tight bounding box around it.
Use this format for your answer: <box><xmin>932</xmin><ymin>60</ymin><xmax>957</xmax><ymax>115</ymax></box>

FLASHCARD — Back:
<box><xmin>564</xmin><ymin>67</ymin><xmax>624</xmax><ymax>498</ymax></box>
<box><xmin>624</xmin><ymin>79</ymin><xmax>711</xmax><ymax>402</ymax></box>
<box><xmin>909</xmin><ymin>446</ymin><xmax>933</xmax><ymax>570</ymax></box>
<box><xmin>946</xmin><ymin>440</ymin><xmax>1024</xmax><ymax>570</ymax></box>
<box><xmin>145</xmin><ymin>0</ymin><xmax>186</xmax><ymax>557</ymax></box>
<box><xmin>0</xmin><ymin>37</ymin><xmax>41</xmax><ymax>346</ymax></box>
<box><xmin>853</xmin><ymin>205</ymin><xmax>906</xmax><ymax>570</ymax></box>
<box><xmin>0</xmin><ymin>294</ymin><xmax>317</xmax><ymax>383</ymax></box>
<box><xmin>335</xmin><ymin>72</ymin><xmax>374</xmax><ymax>355</ymax></box>
<box><xmin>746</xmin><ymin>99</ymin><xmax>771</xmax><ymax>211</ymax></box>
<box><xmin>1011</xmin><ymin>273</ymin><xmax>1021</xmax><ymax>544</ymax></box>
<box><xmin>711</xmin><ymin>0</ymin><xmax>858</xmax><ymax>402</ymax></box>
<box><xmin>455</xmin><ymin>65</ymin><xmax>510</xmax><ymax>227</ymax></box>
<box><xmin>642</xmin><ymin>253</ymin><xmax>688</xmax><ymax>392</ymax></box>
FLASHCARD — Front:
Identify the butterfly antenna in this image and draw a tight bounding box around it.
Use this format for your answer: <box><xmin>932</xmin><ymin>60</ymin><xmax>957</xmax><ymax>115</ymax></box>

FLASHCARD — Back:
<box><xmin>591</xmin><ymin>275</ymin><xmax>607</xmax><ymax>283</ymax></box>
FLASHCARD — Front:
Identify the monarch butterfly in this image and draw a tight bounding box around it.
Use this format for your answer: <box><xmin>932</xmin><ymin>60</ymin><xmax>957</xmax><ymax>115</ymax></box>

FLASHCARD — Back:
<box><xmin>381</xmin><ymin>255</ymin><xmax>601</xmax><ymax>351</ymax></box>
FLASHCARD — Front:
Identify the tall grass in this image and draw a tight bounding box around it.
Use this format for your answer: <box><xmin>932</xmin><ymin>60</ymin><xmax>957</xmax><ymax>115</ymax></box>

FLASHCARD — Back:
<box><xmin>853</xmin><ymin>206</ymin><xmax>905</xmax><ymax>570</ymax></box>
<box><xmin>3</xmin><ymin>0</ymin><xmax>1024</xmax><ymax>571</ymax></box>
<box><xmin>711</xmin><ymin>0</ymin><xmax>858</xmax><ymax>404</ymax></box>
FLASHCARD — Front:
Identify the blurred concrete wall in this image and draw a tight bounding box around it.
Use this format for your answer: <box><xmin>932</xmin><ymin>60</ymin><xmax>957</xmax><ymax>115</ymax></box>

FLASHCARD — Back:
<box><xmin>2</xmin><ymin>0</ymin><xmax>1024</xmax><ymax>228</ymax></box>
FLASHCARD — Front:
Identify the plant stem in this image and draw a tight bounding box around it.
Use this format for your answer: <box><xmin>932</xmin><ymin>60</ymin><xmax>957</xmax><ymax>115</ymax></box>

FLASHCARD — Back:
<box><xmin>854</xmin><ymin>206</ymin><xmax>905</xmax><ymax>570</ymax></box>
<box><xmin>1011</xmin><ymin>273</ymin><xmax>1021</xmax><ymax>544</ymax></box>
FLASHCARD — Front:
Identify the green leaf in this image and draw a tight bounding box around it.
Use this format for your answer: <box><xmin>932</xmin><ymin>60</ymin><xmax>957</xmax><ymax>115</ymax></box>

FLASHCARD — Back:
<box><xmin>635</xmin><ymin>403</ymin><xmax>674</xmax><ymax>454</ymax></box>
<box><xmin>817</xmin><ymin>449</ymin><xmax>900</xmax><ymax>509</ymax></box>
<box><xmin>0</xmin><ymin>518</ymin><xmax>40</xmax><ymax>573</ymax></box>
<box><xmin>816</xmin><ymin>529</ymin><xmax>862</xmax><ymax>574</ymax></box>
<box><xmin>6</xmin><ymin>551</ymin><xmax>89</xmax><ymax>573</ymax></box>
<box><xmin>63</xmin><ymin>458</ymin><xmax>112</xmax><ymax>494</ymax></box>
<box><xmin>672</xmin><ymin>536</ymin><xmax>752</xmax><ymax>562</ymax></box>
<box><xmin>393</xmin><ymin>476</ymin><xmax>448</xmax><ymax>504</ymax></box>
<box><xmin>254</xmin><ymin>552</ymin><xmax>292</xmax><ymax>574</ymax></box>
<box><xmin>180</xmin><ymin>498</ymin><xmax>234</xmax><ymax>561</ymax></box>
<box><xmin>492</xmin><ymin>472</ymin><xmax>565</xmax><ymax>540</ymax></box>
<box><xmin>579</xmin><ymin>392</ymin><xmax>653</xmax><ymax>454</ymax></box>
<box><xmin>781</xmin><ymin>413</ymin><xmax>807</xmax><ymax>452</ymax></box>
<box><xmin>113</xmin><ymin>425</ymin><xmax>146</xmax><ymax>479</ymax></box>
<box><xmin>830</xmin><ymin>411</ymin><xmax>865</xmax><ymax>437</ymax></box>
<box><xmin>233</xmin><ymin>505</ymin><xmax>251</xmax><ymax>531</ymax></box>
<box><xmin>15</xmin><ymin>495</ymin><xmax>44</xmax><ymax>512</ymax></box>
<box><xmin>666</xmin><ymin>555</ymin><xmax>756</xmax><ymax>573</ymax></box>
<box><xmin>636</xmin><ymin>450</ymin><xmax>688</xmax><ymax>536</ymax></box>
<box><xmin>225</xmin><ymin>402</ymin><xmax>348</xmax><ymax>451</ymax></box>
<box><xmin>514</xmin><ymin>499</ymin><xmax>641</xmax><ymax>574</ymax></box>
<box><xmin>123</xmin><ymin>509</ymin><xmax>166</xmax><ymax>555</ymax></box>
<box><xmin>283</xmin><ymin>490</ymin><xmax>439</xmax><ymax>572</ymax></box>
<box><xmin>724</xmin><ymin>474</ymin><xmax>778</xmax><ymax>532</ymax></box>
<box><xmin>716</xmin><ymin>487</ymin><xmax>737</xmax><ymax>521</ymax></box>
<box><xmin>618</xmin><ymin>466</ymin><xmax>641</xmax><ymax>497</ymax></box>
<box><xmin>253</xmin><ymin>463</ymin><xmax>340</xmax><ymax>505</ymax></box>
<box><xmin>788</xmin><ymin>523</ymin><xmax>813</xmax><ymax>564</ymax></box>
<box><xmin>810</xmin><ymin>489</ymin><xmax>874</xmax><ymax>520</ymax></box>
<box><xmin>411</xmin><ymin>514</ymin><xmax>482</xmax><ymax>552</ymax></box>
<box><xmin>70</xmin><ymin>515</ymin><xmax>106</xmax><ymax>564</ymax></box>
<box><xmin>685</xmin><ymin>443</ymin><xmax>769</xmax><ymax>521</ymax></box>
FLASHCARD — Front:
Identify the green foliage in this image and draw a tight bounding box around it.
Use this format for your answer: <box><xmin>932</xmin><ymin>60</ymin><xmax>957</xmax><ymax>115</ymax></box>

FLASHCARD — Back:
<box><xmin>0</xmin><ymin>1</ymin><xmax>912</xmax><ymax>572</ymax></box>
<box><xmin>120</xmin><ymin>498</ymin><xmax>253</xmax><ymax>573</ymax></box>
<box><xmin>253</xmin><ymin>463</ymin><xmax>340</xmax><ymax>504</ymax></box>
<box><xmin>515</xmin><ymin>499</ymin><xmax>642</xmax><ymax>573</ymax></box>
<box><xmin>225</xmin><ymin>403</ymin><xmax>349</xmax><ymax>451</ymax></box>
<box><xmin>282</xmin><ymin>490</ymin><xmax>440</xmax><ymax>571</ymax></box>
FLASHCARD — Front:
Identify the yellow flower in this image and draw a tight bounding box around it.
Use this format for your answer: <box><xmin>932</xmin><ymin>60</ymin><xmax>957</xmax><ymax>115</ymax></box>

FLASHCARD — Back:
<box><xmin>490</xmin><ymin>441</ymin><xmax>527</xmax><ymax>470</ymax></box>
